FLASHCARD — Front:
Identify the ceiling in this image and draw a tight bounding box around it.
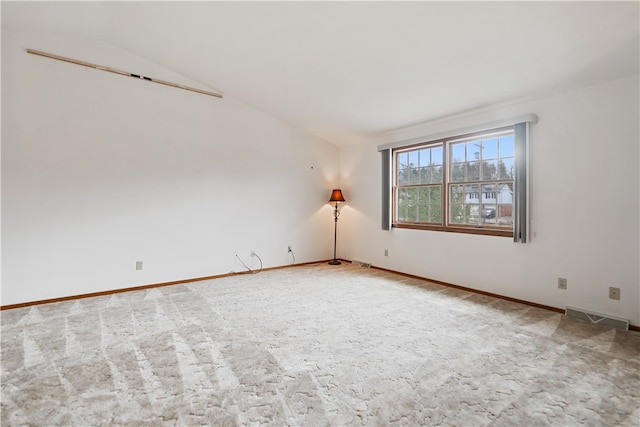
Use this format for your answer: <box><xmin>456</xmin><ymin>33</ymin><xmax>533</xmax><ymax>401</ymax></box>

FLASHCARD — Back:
<box><xmin>3</xmin><ymin>1</ymin><xmax>639</xmax><ymax>147</ymax></box>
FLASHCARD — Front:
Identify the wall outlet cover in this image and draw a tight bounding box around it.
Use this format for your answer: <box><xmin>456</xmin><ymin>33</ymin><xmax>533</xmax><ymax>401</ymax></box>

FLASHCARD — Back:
<box><xmin>558</xmin><ymin>277</ymin><xmax>567</xmax><ymax>289</ymax></box>
<box><xmin>609</xmin><ymin>287</ymin><xmax>620</xmax><ymax>300</ymax></box>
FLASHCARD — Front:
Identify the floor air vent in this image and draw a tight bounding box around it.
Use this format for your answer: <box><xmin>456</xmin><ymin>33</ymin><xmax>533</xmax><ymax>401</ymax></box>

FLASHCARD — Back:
<box><xmin>565</xmin><ymin>306</ymin><xmax>629</xmax><ymax>331</ymax></box>
<box><xmin>352</xmin><ymin>260</ymin><xmax>372</xmax><ymax>268</ymax></box>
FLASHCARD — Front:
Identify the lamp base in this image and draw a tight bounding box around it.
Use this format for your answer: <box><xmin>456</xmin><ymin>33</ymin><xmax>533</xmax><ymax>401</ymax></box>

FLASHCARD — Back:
<box><xmin>328</xmin><ymin>259</ymin><xmax>342</xmax><ymax>265</ymax></box>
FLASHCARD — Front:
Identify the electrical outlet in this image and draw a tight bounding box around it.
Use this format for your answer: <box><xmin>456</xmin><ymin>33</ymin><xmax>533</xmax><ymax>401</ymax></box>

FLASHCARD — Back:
<box><xmin>288</xmin><ymin>246</ymin><xmax>292</xmax><ymax>252</ymax></box>
<box><xmin>251</xmin><ymin>250</ymin><xmax>256</xmax><ymax>256</ymax></box>
<box><xmin>609</xmin><ymin>286</ymin><xmax>620</xmax><ymax>300</ymax></box>
<box><xmin>136</xmin><ymin>261</ymin><xmax>143</xmax><ymax>271</ymax></box>
<box><xmin>384</xmin><ymin>249</ymin><xmax>388</xmax><ymax>257</ymax></box>
<box><xmin>558</xmin><ymin>277</ymin><xmax>567</xmax><ymax>289</ymax></box>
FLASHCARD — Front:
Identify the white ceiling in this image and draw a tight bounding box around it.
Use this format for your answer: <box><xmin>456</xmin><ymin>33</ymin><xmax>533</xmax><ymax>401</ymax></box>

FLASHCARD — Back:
<box><xmin>3</xmin><ymin>1</ymin><xmax>639</xmax><ymax>146</ymax></box>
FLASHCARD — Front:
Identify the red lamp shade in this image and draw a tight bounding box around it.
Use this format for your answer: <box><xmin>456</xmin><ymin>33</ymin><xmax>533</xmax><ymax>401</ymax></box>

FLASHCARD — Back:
<box><xmin>329</xmin><ymin>189</ymin><xmax>346</xmax><ymax>203</ymax></box>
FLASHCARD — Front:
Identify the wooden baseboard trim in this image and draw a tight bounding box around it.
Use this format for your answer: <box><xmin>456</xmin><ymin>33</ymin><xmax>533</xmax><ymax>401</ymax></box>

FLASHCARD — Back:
<box><xmin>0</xmin><ymin>260</ymin><xmax>329</xmax><ymax>311</ymax></box>
<box><xmin>367</xmin><ymin>263</ymin><xmax>639</xmax><ymax>331</ymax></box>
<box><xmin>4</xmin><ymin>259</ymin><xmax>638</xmax><ymax>332</ymax></box>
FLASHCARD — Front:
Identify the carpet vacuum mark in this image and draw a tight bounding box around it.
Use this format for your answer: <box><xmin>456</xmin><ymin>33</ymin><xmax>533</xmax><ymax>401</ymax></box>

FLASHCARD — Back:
<box><xmin>1</xmin><ymin>264</ymin><xmax>639</xmax><ymax>426</ymax></box>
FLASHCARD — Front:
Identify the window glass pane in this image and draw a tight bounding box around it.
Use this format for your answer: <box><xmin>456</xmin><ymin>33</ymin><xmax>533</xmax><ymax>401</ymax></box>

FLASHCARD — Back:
<box><xmin>418</xmin><ymin>205</ymin><xmax>429</xmax><ymax>222</ymax></box>
<box><xmin>467</xmin><ymin>161</ymin><xmax>480</xmax><ymax>181</ymax></box>
<box><xmin>451</xmin><ymin>163</ymin><xmax>465</xmax><ymax>182</ymax></box>
<box><xmin>408</xmin><ymin>167</ymin><xmax>419</xmax><ymax>185</ymax></box>
<box><xmin>469</xmin><ymin>204</ymin><xmax>481</xmax><ymax>225</ymax></box>
<box><xmin>499</xmin><ymin>158</ymin><xmax>514</xmax><ymax>179</ymax></box>
<box><xmin>451</xmin><ymin>143</ymin><xmax>465</xmax><ymax>163</ymax></box>
<box><xmin>398</xmin><ymin>171</ymin><xmax>407</xmax><ymax>185</ymax></box>
<box><xmin>419</xmin><ymin>167</ymin><xmax>429</xmax><ymax>184</ymax></box>
<box><xmin>398</xmin><ymin>152</ymin><xmax>409</xmax><ymax>185</ymax></box>
<box><xmin>432</xmin><ymin>165</ymin><xmax>443</xmax><ymax>183</ymax></box>
<box><xmin>466</xmin><ymin>140</ymin><xmax>481</xmax><ymax>161</ymax></box>
<box><xmin>499</xmin><ymin>135</ymin><xmax>514</xmax><ymax>158</ymax></box>
<box><xmin>409</xmin><ymin>187</ymin><xmax>418</xmax><ymax>222</ymax></box>
<box><xmin>482</xmin><ymin>138</ymin><xmax>498</xmax><ymax>159</ymax></box>
<box><xmin>418</xmin><ymin>186</ymin><xmax>429</xmax><ymax>204</ymax></box>
<box><xmin>497</xmin><ymin>204</ymin><xmax>513</xmax><ymax>226</ymax></box>
<box><xmin>430</xmin><ymin>206</ymin><xmax>442</xmax><ymax>223</ymax></box>
<box><xmin>449</xmin><ymin>202</ymin><xmax>462</xmax><ymax>224</ymax></box>
<box><xmin>481</xmin><ymin>204</ymin><xmax>497</xmax><ymax>223</ymax></box>
<box><xmin>496</xmin><ymin>183</ymin><xmax>513</xmax><ymax>204</ymax></box>
<box><xmin>397</xmin><ymin>188</ymin><xmax>408</xmax><ymax>221</ymax></box>
<box><xmin>430</xmin><ymin>186</ymin><xmax>442</xmax><ymax>223</ymax></box>
<box><xmin>395</xmin><ymin>185</ymin><xmax>440</xmax><ymax>224</ymax></box>
<box><xmin>481</xmin><ymin>184</ymin><xmax>495</xmax><ymax>202</ymax></box>
<box><xmin>419</xmin><ymin>149</ymin><xmax>430</xmax><ymax>168</ymax></box>
<box><xmin>450</xmin><ymin>184</ymin><xmax>482</xmax><ymax>225</ymax></box>
<box><xmin>482</xmin><ymin>160</ymin><xmax>498</xmax><ymax>180</ymax></box>
<box><xmin>398</xmin><ymin>152</ymin><xmax>409</xmax><ymax>169</ymax></box>
<box><xmin>450</xmin><ymin>184</ymin><xmax>466</xmax><ymax>205</ymax></box>
<box><xmin>400</xmin><ymin>204</ymin><xmax>409</xmax><ymax>221</ymax></box>
<box><xmin>407</xmin><ymin>204</ymin><xmax>417</xmax><ymax>222</ymax></box>
<box><xmin>408</xmin><ymin>151</ymin><xmax>419</xmax><ymax>168</ymax></box>
<box><xmin>431</xmin><ymin>146</ymin><xmax>443</xmax><ymax>166</ymax></box>
<box><xmin>398</xmin><ymin>187</ymin><xmax>407</xmax><ymax>202</ymax></box>
<box><xmin>422</xmin><ymin>167</ymin><xmax>431</xmax><ymax>184</ymax></box>
<box><xmin>450</xmin><ymin>203</ymin><xmax>472</xmax><ymax>225</ymax></box>
<box><xmin>479</xmin><ymin>183</ymin><xmax>513</xmax><ymax>228</ymax></box>
<box><xmin>399</xmin><ymin>187</ymin><xmax>418</xmax><ymax>222</ymax></box>
<box><xmin>431</xmin><ymin>185</ymin><xmax>441</xmax><ymax>201</ymax></box>
<box><xmin>398</xmin><ymin>171</ymin><xmax>406</xmax><ymax>185</ymax></box>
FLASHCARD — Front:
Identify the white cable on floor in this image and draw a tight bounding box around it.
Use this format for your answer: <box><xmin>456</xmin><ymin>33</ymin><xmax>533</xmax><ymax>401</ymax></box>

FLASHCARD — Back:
<box><xmin>234</xmin><ymin>253</ymin><xmax>263</xmax><ymax>274</ymax></box>
<box><xmin>252</xmin><ymin>253</ymin><xmax>263</xmax><ymax>274</ymax></box>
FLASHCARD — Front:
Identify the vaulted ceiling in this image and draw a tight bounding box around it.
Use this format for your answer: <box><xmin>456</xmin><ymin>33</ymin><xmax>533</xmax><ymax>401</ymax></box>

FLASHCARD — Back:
<box><xmin>3</xmin><ymin>1</ymin><xmax>639</xmax><ymax>146</ymax></box>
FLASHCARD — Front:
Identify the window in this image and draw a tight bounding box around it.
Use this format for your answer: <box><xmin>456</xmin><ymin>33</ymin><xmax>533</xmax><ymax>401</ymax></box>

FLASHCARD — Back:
<box><xmin>393</xmin><ymin>126</ymin><xmax>516</xmax><ymax>237</ymax></box>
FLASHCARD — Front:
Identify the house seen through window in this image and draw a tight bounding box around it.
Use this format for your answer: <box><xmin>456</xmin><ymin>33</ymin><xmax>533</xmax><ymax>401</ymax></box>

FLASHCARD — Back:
<box><xmin>393</xmin><ymin>126</ymin><xmax>515</xmax><ymax>237</ymax></box>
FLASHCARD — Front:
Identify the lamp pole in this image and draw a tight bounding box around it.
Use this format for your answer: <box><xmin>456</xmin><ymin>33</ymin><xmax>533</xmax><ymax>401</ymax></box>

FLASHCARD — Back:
<box><xmin>329</xmin><ymin>201</ymin><xmax>341</xmax><ymax>265</ymax></box>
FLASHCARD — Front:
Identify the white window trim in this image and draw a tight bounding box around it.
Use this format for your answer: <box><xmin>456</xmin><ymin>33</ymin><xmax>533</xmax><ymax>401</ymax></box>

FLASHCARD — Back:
<box><xmin>377</xmin><ymin>114</ymin><xmax>538</xmax><ymax>153</ymax></box>
<box><xmin>380</xmin><ymin>114</ymin><xmax>536</xmax><ymax>243</ymax></box>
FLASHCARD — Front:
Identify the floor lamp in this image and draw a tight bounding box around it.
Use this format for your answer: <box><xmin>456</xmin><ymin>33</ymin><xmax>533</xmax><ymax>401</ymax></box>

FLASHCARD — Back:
<box><xmin>328</xmin><ymin>189</ymin><xmax>346</xmax><ymax>265</ymax></box>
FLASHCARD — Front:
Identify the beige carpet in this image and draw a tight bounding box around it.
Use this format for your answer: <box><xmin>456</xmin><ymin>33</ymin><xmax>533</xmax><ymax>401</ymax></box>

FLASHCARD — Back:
<box><xmin>1</xmin><ymin>263</ymin><xmax>639</xmax><ymax>426</ymax></box>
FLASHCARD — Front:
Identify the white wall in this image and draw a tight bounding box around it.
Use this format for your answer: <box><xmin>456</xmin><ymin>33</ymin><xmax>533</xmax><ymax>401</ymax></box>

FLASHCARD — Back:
<box><xmin>1</xmin><ymin>28</ymin><xmax>340</xmax><ymax>305</ymax></box>
<box><xmin>339</xmin><ymin>75</ymin><xmax>640</xmax><ymax>326</ymax></box>
<box><xmin>3</xmin><ymin>28</ymin><xmax>638</xmax><ymax>328</ymax></box>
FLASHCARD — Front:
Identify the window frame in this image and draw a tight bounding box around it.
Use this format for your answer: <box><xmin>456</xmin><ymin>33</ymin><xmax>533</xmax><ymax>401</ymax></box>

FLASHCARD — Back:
<box><xmin>392</xmin><ymin>126</ymin><xmax>515</xmax><ymax>238</ymax></box>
